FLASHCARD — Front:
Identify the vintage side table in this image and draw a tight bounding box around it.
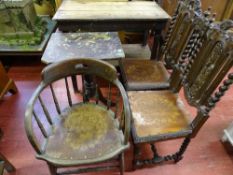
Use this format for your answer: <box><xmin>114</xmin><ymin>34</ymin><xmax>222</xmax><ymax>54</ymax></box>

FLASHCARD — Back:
<box><xmin>41</xmin><ymin>32</ymin><xmax>125</xmax><ymax>100</ymax></box>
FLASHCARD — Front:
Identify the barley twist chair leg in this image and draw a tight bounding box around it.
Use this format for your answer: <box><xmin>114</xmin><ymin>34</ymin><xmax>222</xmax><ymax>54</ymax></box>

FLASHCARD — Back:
<box><xmin>47</xmin><ymin>163</ymin><xmax>57</xmax><ymax>175</ymax></box>
<box><xmin>174</xmin><ymin>137</ymin><xmax>191</xmax><ymax>163</ymax></box>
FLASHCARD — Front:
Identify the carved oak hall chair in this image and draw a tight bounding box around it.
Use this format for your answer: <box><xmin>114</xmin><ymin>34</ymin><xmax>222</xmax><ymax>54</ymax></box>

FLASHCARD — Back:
<box><xmin>119</xmin><ymin>0</ymin><xmax>202</xmax><ymax>91</ymax></box>
<box><xmin>25</xmin><ymin>58</ymin><xmax>131</xmax><ymax>175</ymax></box>
<box><xmin>129</xmin><ymin>23</ymin><xmax>233</xmax><ymax>168</ymax></box>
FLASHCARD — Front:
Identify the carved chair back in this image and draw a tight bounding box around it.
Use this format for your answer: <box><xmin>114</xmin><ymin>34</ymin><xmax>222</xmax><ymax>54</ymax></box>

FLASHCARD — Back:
<box><xmin>162</xmin><ymin>0</ymin><xmax>201</xmax><ymax>68</ymax></box>
<box><xmin>169</xmin><ymin>11</ymin><xmax>213</xmax><ymax>91</ymax></box>
<box><xmin>183</xmin><ymin>24</ymin><xmax>233</xmax><ymax>136</ymax></box>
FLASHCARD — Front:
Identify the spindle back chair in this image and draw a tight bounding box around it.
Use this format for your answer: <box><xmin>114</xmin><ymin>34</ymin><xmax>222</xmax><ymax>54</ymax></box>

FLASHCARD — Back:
<box><xmin>25</xmin><ymin>58</ymin><xmax>131</xmax><ymax>175</ymax></box>
<box><xmin>129</xmin><ymin>22</ymin><xmax>233</xmax><ymax>168</ymax></box>
<box><xmin>119</xmin><ymin>0</ymin><xmax>202</xmax><ymax>90</ymax></box>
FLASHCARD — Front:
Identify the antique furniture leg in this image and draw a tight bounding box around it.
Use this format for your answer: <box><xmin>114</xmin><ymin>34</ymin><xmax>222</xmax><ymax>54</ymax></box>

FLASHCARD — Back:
<box><xmin>47</xmin><ymin>163</ymin><xmax>57</xmax><ymax>175</ymax></box>
<box><xmin>0</xmin><ymin>161</ymin><xmax>3</xmax><ymax>175</ymax></box>
<box><xmin>83</xmin><ymin>75</ymin><xmax>116</xmax><ymax>105</ymax></box>
<box><xmin>150</xmin><ymin>143</ymin><xmax>163</xmax><ymax>163</ymax></box>
<box><xmin>133</xmin><ymin>137</ymin><xmax>192</xmax><ymax>167</ymax></box>
<box><xmin>120</xmin><ymin>153</ymin><xmax>124</xmax><ymax>175</ymax></box>
<box><xmin>0</xmin><ymin>153</ymin><xmax>16</xmax><ymax>172</ymax></box>
<box><xmin>133</xmin><ymin>144</ymin><xmax>142</xmax><ymax>169</ymax></box>
<box><xmin>0</xmin><ymin>129</ymin><xmax>15</xmax><ymax>173</ymax></box>
<box><xmin>142</xmin><ymin>30</ymin><xmax>149</xmax><ymax>47</ymax></box>
<box><xmin>173</xmin><ymin>136</ymin><xmax>191</xmax><ymax>163</ymax></box>
<box><xmin>0</xmin><ymin>62</ymin><xmax>17</xmax><ymax>99</ymax></box>
<box><xmin>150</xmin><ymin>22</ymin><xmax>166</xmax><ymax>60</ymax></box>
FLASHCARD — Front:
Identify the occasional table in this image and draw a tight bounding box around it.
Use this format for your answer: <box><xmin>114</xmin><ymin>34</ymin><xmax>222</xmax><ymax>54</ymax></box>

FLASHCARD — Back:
<box><xmin>53</xmin><ymin>1</ymin><xmax>170</xmax><ymax>59</ymax></box>
<box><xmin>42</xmin><ymin>32</ymin><xmax>125</xmax><ymax>101</ymax></box>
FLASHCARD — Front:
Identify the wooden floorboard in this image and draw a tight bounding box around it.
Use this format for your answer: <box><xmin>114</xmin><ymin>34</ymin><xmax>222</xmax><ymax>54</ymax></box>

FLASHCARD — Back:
<box><xmin>0</xmin><ymin>59</ymin><xmax>232</xmax><ymax>175</ymax></box>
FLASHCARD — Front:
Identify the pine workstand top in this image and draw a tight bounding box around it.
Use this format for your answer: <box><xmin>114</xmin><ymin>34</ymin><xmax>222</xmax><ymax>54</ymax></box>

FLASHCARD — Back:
<box><xmin>53</xmin><ymin>1</ymin><xmax>170</xmax><ymax>21</ymax></box>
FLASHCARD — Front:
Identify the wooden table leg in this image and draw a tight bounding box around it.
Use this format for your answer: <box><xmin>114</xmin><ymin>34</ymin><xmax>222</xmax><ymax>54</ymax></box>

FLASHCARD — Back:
<box><xmin>83</xmin><ymin>75</ymin><xmax>115</xmax><ymax>106</ymax></box>
<box><xmin>150</xmin><ymin>30</ymin><xmax>162</xmax><ymax>60</ymax></box>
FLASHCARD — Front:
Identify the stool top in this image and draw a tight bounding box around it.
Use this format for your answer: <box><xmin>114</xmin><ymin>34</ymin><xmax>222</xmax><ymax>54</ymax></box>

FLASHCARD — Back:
<box><xmin>41</xmin><ymin>32</ymin><xmax>125</xmax><ymax>64</ymax></box>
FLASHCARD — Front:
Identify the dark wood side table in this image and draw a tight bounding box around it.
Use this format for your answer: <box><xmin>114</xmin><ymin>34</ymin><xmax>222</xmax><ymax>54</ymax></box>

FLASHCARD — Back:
<box><xmin>53</xmin><ymin>1</ymin><xmax>170</xmax><ymax>60</ymax></box>
<box><xmin>41</xmin><ymin>32</ymin><xmax>125</xmax><ymax>101</ymax></box>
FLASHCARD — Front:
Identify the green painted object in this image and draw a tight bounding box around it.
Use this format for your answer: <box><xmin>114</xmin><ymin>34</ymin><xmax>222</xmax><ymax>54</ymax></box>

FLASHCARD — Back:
<box><xmin>0</xmin><ymin>0</ymin><xmax>47</xmax><ymax>46</ymax></box>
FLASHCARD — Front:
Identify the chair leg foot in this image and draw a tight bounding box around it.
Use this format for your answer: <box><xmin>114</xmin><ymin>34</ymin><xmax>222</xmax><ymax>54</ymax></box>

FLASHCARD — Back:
<box><xmin>47</xmin><ymin>163</ymin><xmax>57</xmax><ymax>175</ymax></box>
<box><xmin>120</xmin><ymin>153</ymin><xmax>124</xmax><ymax>175</ymax></box>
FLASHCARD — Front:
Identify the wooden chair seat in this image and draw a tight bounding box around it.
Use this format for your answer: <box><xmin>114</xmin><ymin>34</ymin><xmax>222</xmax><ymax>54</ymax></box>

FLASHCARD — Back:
<box><xmin>39</xmin><ymin>103</ymin><xmax>126</xmax><ymax>165</ymax></box>
<box><xmin>120</xmin><ymin>60</ymin><xmax>169</xmax><ymax>90</ymax></box>
<box><xmin>128</xmin><ymin>90</ymin><xmax>192</xmax><ymax>143</ymax></box>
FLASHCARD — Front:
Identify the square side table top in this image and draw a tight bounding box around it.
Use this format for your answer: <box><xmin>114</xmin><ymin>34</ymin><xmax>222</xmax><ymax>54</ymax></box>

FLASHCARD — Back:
<box><xmin>41</xmin><ymin>32</ymin><xmax>125</xmax><ymax>64</ymax></box>
<box><xmin>53</xmin><ymin>1</ymin><xmax>170</xmax><ymax>21</ymax></box>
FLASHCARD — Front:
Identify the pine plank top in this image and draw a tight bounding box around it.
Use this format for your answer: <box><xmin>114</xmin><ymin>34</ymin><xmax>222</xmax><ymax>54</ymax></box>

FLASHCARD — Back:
<box><xmin>53</xmin><ymin>1</ymin><xmax>170</xmax><ymax>21</ymax></box>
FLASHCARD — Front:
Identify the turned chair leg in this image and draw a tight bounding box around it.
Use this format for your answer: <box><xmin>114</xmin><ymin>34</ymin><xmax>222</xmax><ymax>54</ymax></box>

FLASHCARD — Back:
<box><xmin>0</xmin><ymin>153</ymin><xmax>16</xmax><ymax>172</ymax></box>
<box><xmin>120</xmin><ymin>153</ymin><xmax>124</xmax><ymax>175</ymax></box>
<box><xmin>174</xmin><ymin>137</ymin><xmax>191</xmax><ymax>163</ymax></box>
<box><xmin>47</xmin><ymin>163</ymin><xmax>57</xmax><ymax>175</ymax></box>
<box><xmin>132</xmin><ymin>144</ymin><xmax>142</xmax><ymax>170</ymax></box>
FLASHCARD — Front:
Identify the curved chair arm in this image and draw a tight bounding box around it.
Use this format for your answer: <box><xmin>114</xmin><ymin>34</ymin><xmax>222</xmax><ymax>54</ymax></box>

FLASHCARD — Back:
<box><xmin>41</xmin><ymin>58</ymin><xmax>118</xmax><ymax>85</ymax></box>
<box><xmin>114</xmin><ymin>79</ymin><xmax>131</xmax><ymax>145</ymax></box>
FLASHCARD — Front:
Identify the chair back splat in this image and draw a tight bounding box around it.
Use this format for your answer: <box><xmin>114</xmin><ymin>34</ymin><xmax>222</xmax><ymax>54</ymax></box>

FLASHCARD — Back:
<box><xmin>169</xmin><ymin>10</ymin><xmax>214</xmax><ymax>92</ymax></box>
<box><xmin>184</xmin><ymin>25</ymin><xmax>233</xmax><ymax>136</ymax></box>
<box><xmin>162</xmin><ymin>0</ymin><xmax>201</xmax><ymax>68</ymax></box>
<box><xmin>25</xmin><ymin>58</ymin><xmax>131</xmax><ymax>175</ymax></box>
